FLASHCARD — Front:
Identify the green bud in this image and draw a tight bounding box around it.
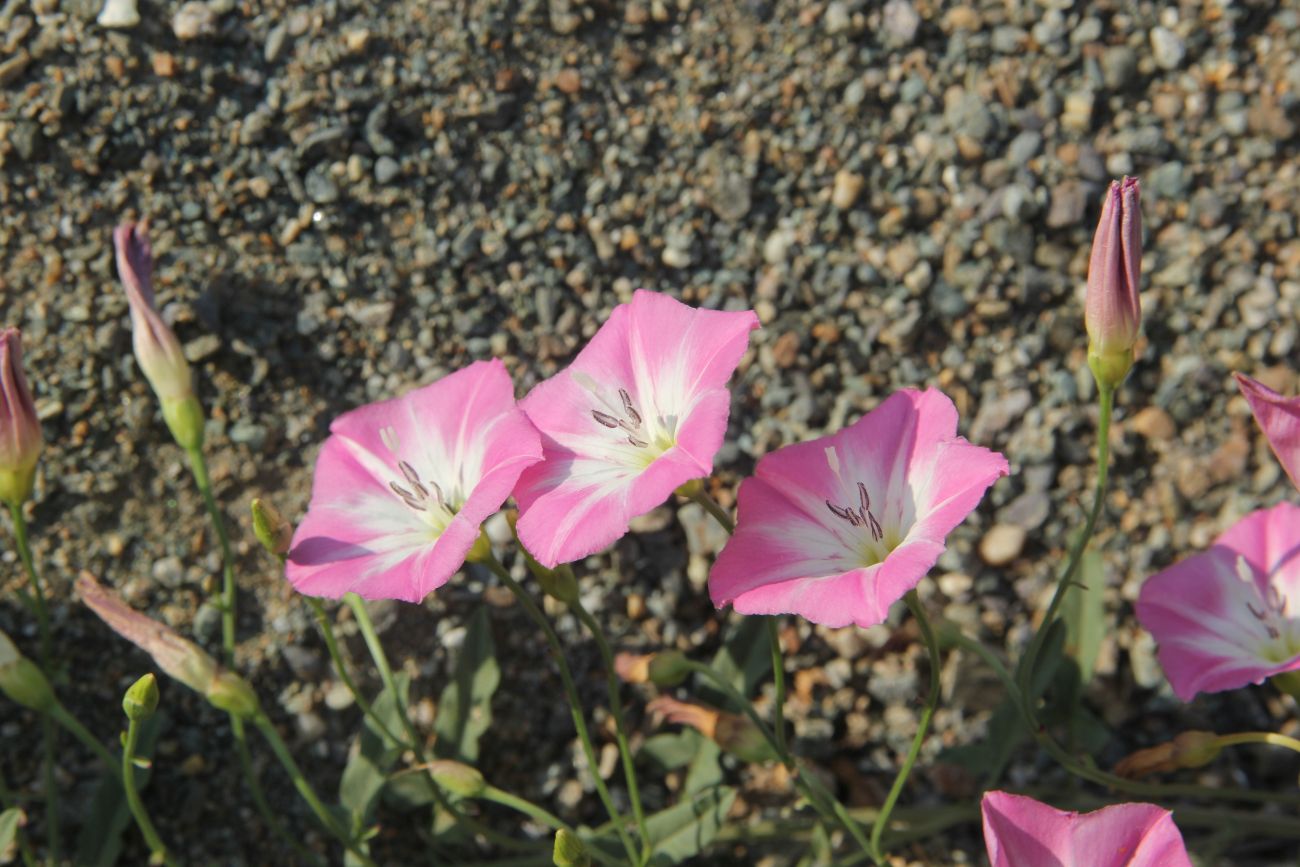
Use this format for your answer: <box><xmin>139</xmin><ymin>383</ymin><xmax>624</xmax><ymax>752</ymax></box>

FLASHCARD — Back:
<box><xmin>427</xmin><ymin>759</ymin><xmax>487</xmax><ymax>798</ymax></box>
<box><xmin>123</xmin><ymin>673</ymin><xmax>160</xmax><ymax>721</ymax></box>
<box><xmin>206</xmin><ymin>671</ymin><xmax>260</xmax><ymax>719</ymax></box>
<box><xmin>552</xmin><ymin>829</ymin><xmax>591</xmax><ymax>867</ymax></box>
<box><xmin>715</xmin><ymin>714</ymin><xmax>779</xmax><ymax>764</ymax></box>
<box><xmin>533</xmin><ymin>564</ymin><xmax>580</xmax><ymax>606</ymax></box>
<box><xmin>0</xmin><ymin>630</ymin><xmax>56</xmax><ymax>713</ymax></box>
<box><xmin>0</xmin><ymin>466</ymin><xmax>36</xmax><ymax>510</ymax></box>
<box><xmin>647</xmin><ymin>650</ymin><xmax>690</xmax><ymax>687</ymax></box>
<box><xmin>673</xmin><ymin>478</ymin><xmax>704</xmax><ymax>499</ymax></box>
<box><xmin>251</xmin><ymin>498</ymin><xmax>293</xmax><ymax>556</ymax></box>
<box><xmin>465</xmin><ymin>530</ymin><xmax>492</xmax><ymax>565</ymax></box>
<box><xmin>161</xmin><ymin>395</ymin><xmax>205</xmax><ymax>452</ymax></box>
<box><xmin>1087</xmin><ymin>348</ymin><xmax>1134</xmax><ymax>392</ymax></box>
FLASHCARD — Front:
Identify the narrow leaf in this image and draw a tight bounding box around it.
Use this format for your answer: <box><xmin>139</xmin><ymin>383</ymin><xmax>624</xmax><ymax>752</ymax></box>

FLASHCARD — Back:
<box><xmin>682</xmin><ymin>739</ymin><xmax>722</xmax><ymax>796</ymax></box>
<box><xmin>698</xmin><ymin>617</ymin><xmax>770</xmax><ymax>710</ymax></box>
<box><xmin>1063</xmin><ymin>548</ymin><xmax>1106</xmax><ymax>685</ymax></box>
<box><xmin>434</xmin><ymin>605</ymin><xmax>501</xmax><ymax>763</ymax></box>
<box><xmin>646</xmin><ymin>785</ymin><xmax>736</xmax><ymax>865</ymax></box>
<box><xmin>0</xmin><ymin>807</ymin><xmax>24</xmax><ymax>863</ymax></box>
<box><xmin>340</xmin><ymin>671</ymin><xmax>409</xmax><ymax>821</ymax></box>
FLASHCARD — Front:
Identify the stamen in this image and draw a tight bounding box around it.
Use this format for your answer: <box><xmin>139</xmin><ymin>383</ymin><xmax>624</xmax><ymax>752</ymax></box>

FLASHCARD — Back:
<box><xmin>826</xmin><ymin>501</ymin><xmax>852</xmax><ymax>522</ymax></box>
<box><xmin>620</xmin><ymin>388</ymin><xmax>642</xmax><ymax>427</ymax></box>
<box><xmin>390</xmin><ymin>481</ymin><xmax>415</xmax><ymax>500</ymax></box>
<box><xmin>592</xmin><ymin>410</ymin><xmax>621</xmax><ymax>429</ymax></box>
<box><xmin>858</xmin><ymin>482</ymin><xmax>871</xmax><ymax>513</ymax></box>
<box><xmin>627</xmin><ymin>435</ymin><xmax>648</xmax><ymax>448</ymax></box>
<box><xmin>867</xmin><ymin>513</ymin><xmax>883</xmax><ymax>541</ymax></box>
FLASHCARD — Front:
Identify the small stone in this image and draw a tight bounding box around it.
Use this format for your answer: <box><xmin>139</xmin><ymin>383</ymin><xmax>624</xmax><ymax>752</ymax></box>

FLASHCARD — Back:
<box><xmin>1149</xmin><ymin>26</ymin><xmax>1185</xmax><ymax>71</ymax></box>
<box><xmin>184</xmin><ymin>334</ymin><xmax>221</xmax><ymax>362</ymax></box>
<box><xmin>831</xmin><ymin>169</ymin><xmax>864</xmax><ymax>210</ymax></box>
<box><xmin>1101</xmin><ymin>45</ymin><xmax>1138</xmax><ymax>90</ymax></box>
<box><xmin>97</xmin><ymin>0</ymin><xmax>139</xmax><ymax>29</ymax></box>
<box><xmin>374</xmin><ymin>156</ymin><xmax>400</xmax><ymax>185</ymax></box>
<box><xmin>151</xmin><ymin>556</ymin><xmax>185</xmax><ymax>588</ymax></box>
<box><xmin>1131</xmin><ymin>406</ymin><xmax>1176</xmax><ymax>442</ymax></box>
<box><xmin>979</xmin><ymin>524</ymin><xmax>1026</xmax><ymax>566</ymax></box>
<box><xmin>772</xmin><ymin>332</ymin><xmax>800</xmax><ymax>368</ymax></box>
<box><xmin>172</xmin><ymin>1</ymin><xmax>218</xmax><ymax>40</ymax></box>
<box><xmin>554</xmin><ymin>68</ymin><xmax>582</xmax><ymax>95</ymax></box>
<box><xmin>343</xmin><ymin>27</ymin><xmax>369</xmax><ymax>54</ymax></box>
<box><xmin>1061</xmin><ymin>90</ymin><xmax>1094</xmax><ymax>133</ymax></box>
<box><xmin>823</xmin><ymin>1</ymin><xmax>851</xmax><ymax>34</ymax></box>
<box><xmin>881</xmin><ymin>0</ymin><xmax>919</xmax><ymax>45</ymax></box>
<box><xmin>152</xmin><ymin>52</ymin><xmax>177</xmax><ymax>77</ymax></box>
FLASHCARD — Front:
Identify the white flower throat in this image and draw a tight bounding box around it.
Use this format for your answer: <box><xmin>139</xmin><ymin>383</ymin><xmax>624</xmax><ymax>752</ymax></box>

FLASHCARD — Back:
<box><xmin>824</xmin><ymin>445</ymin><xmax>896</xmax><ymax>566</ymax></box>
<box><xmin>379</xmin><ymin>425</ymin><xmax>456</xmax><ymax>533</ymax></box>
<box><xmin>574</xmin><ymin>371</ymin><xmax>676</xmax><ymax>465</ymax></box>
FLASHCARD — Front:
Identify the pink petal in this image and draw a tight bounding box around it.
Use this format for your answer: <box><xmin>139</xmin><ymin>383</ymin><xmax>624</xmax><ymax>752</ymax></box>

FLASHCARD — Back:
<box><xmin>709</xmin><ymin>388</ymin><xmax>1008</xmax><ymax>628</ymax></box>
<box><xmin>1235</xmin><ymin>372</ymin><xmax>1300</xmax><ymax>493</ymax></box>
<box><xmin>982</xmin><ymin>792</ymin><xmax>1191</xmax><ymax>867</ymax></box>
<box><xmin>516</xmin><ymin>290</ymin><xmax>758</xmax><ymax>566</ymax></box>
<box><xmin>287</xmin><ymin>360</ymin><xmax>542</xmax><ymax>603</ymax></box>
<box><xmin>1135</xmin><ymin>502</ymin><xmax>1300</xmax><ymax>701</ymax></box>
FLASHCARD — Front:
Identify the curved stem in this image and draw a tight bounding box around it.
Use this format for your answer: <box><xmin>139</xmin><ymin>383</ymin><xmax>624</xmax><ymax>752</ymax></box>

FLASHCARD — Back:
<box><xmin>688</xmin><ymin>487</ymin><xmax>734</xmax><ymax>534</ymax></box>
<box><xmin>1017</xmin><ymin>384</ymin><xmax>1113</xmax><ymax>697</ymax></box>
<box><xmin>767</xmin><ymin>618</ymin><xmax>788</xmax><ymax>759</ymax></box>
<box><xmin>307</xmin><ymin>597</ymin><xmax>404</xmax><ymax>749</ymax></box>
<box><xmin>869</xmin><ymin>591</ymin><xmax>940</xmax><ymax>863</ymax></box>
<box><xmin>8</xmin><ymin>504</ymin><xmax>58</xmax><ymax>865</ymax></box>
<box><xmin>1215</xmin><ymin>731</ymin><xmax>1300</xmax><ymax>756</ymax></box>
<box><xmin>566</xmin><ymin>584</ymin><xmax>651</xmax><ymax>863</ymax></box>
<box><xmin>122</xmin><ymin>718</ymin><xmax>178</xmax><ymax>867</ymax></box>
<box><xmin>478</xmin><ymin>556</ymin><xmax>641</xmax><ymax>865</ymax></box>
<box><xmin>250</xmin><ymin>712</ymin><xmax>376</xmax><ymax>867</ymax></box>
<box><xmin>48</xmin><ymin>704</ymin><xmax>120</xmax><ymax>782</ymax></box>
<box><xmin>185</xmin><ymin>448</ymin><xmax>236</xmax><ymax>667</ymax></box>
<box><xmin>481</xmin><ymin>786</ymin><xmax>570</xmax><ymax>834</ymax></box>
<box><xmin>231</xmin><ymin>714</ymin><xmax>327</xmax><ymax>867</ymax></box>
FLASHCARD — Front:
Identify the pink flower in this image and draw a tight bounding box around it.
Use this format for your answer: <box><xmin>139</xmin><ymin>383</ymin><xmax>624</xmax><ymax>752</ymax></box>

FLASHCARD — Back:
<box><xmin>708</xmin><ymin>389</ymin><xmax>1008</xmax><ymax>628</ymax></box>
<box><xmin>1135</xmin><ymin>502</ymin><xmax>1300</xmax><ymax>701</ymax></box>
<box><xmin>1234</xmin><ymin>372</ymin><xmax>1300</xmax><ymax>493</ymax></box>
<box><xmin>1085</xmin><ymin>177</ymin><xmax>1142</xmax><ymax>387</ymax></box>
<box><xmin>0</xmin><ymin>328</ymin><xmax>41</xmax><ymax>506</ymax></box>
<box><xmin>114</xmin><ymin>222</ymin><xmax>194</xmax><ymax>404</ymax></box>
<box><xmin>982</xmin><ymin>791</ymin><xmax>1192</xmax><ymax>867</ymax></box>
<box><xmin>514</xmin><ymin>290</ymin><xmax>759</xmax><ymax>567</ymax></box>
<box><xmin>287</xmin><ymin>360</ymin><xmax>542</xmax><ymax>603</ymax></box>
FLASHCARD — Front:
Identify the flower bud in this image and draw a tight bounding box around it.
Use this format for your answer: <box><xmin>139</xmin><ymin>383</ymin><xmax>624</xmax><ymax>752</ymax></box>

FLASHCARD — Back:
<box><xmin>426</xmin><ymin>760</ymin><xmax>487</xmax><ymax>798</ymax></box>
<box><xmin>0</xmin><ymin>329</ymin><xmax>42</xmax><ymax>507</ymax></box>
<box><xmin>615</xmin><ymin>650</ymin><xmax>691</xmax><ymax>687</ymax></box>
<box><xmin>123</xmin><ymin>673</ymin><xmax>160</xmax><ymax>721</ymax></box>
<box><xmin>1234</xmin><ymin>373</ymin><xmax>1300</xmax><ymax>494</ymax></box>
<box><xmin>647</xmin><ymin>695</ymin><xmax>778</xmax><ymax>764</ymax></box>
<box><xmin>552</xmin><ymin>829</ymin><xmax>592</xmax><ymax>867</ymax></box>
<box><xmin>251</xmin><ymin>498</ymin><xmax>293</xmax><ymax>557</ymax></box>
<box><xmin>114</xmin><ymin>222</ymin><xmax>201</xmax><ymax>446</ymax></box>
<box><xmin>206</xmin><ymin>671</ymin><xmax>260</xmax><ymax>719</ymax></box>
<box><xmin>0</xmin><ymin>628</ymin><xmax>56</xmax><ymax>713</ymax></box>
<box><xmin>1085</xmin><ymin>177</ymin><xmax>1142</xmax><ymax>390</ymax></box>
<box><xmin>507</xmin><ymin>509</ymin><xmax>581</xmax><ymax>603</ymax></box>
<box><xmin>1114</xmin><ymin>730</ymin><xmax>1221</xmax><ymax>779</ymax></box>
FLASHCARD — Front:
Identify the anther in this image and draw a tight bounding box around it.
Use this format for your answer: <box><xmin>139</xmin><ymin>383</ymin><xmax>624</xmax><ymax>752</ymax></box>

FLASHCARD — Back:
<box><xmin>592</xmin><ymin>410</ymin><xmax>621</xmax><ymax>429</ymax></box>
<box><xmin>627</xmin><ymin>435</ymin><xmax>649</xmax><ymax>448</ymax></box>
<box><xmin>620</xmin><ymin>389</ymin><xmax>642</xmax><ymax>427</ymax></box>
<box><xmin>858</xmin><ymin>482</ymin><xmax>871</xmax><ymax>513</ymax></box>
<box><xmin>399</xmin><ymin>461</ymin><xmax>420</xmax><ymax>485</ymax></box>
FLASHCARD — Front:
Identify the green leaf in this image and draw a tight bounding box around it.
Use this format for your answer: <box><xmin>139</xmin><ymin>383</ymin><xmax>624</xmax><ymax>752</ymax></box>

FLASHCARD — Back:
<box><xmin>682</xmin><ymin>738</ymin><xmax>722</xmax><ymax>796</ymax></box>
<box><xmin>0</xmin><ymin>807</ymin><xmax>23</xmax><ymax>862</ymax></box>
<box><xmin>939</xmin><ymin>696</ymin><xmax>1024</xmax><ymax>783</ymax></box>
<box><xmin>340</xmin><ymin>671</ymin><xmax>409</xmax><ymax>822</ymax></box>
<box><xmin>698</xmin><ymin>617</ymin><xmax>770</xmax><ymax>710</ymax></box>
<box><xmin>640</xmin><ymin>730</ymin><xmax>706</xmax><ymax>771</ymax></box>
<box><xmin>434</xmin><ymin>605</ymin><xmax>500</xmax><ymax>764</ymax></box>
<box><xmin>74</xmin><ymin>712</ymin><xmax>166</xmax><ymax>867</ymax></box>
<box><xmin>1030</xmin><ymin>617</ymin><xmax>1068</xmax><ymax>700</ymax></box>
<box><xmin>1063</xmin><ymin>549</ymin><xmax>1106</xmax><ymax>685</ymax></box>
<box><xmin>645</xmin><ymin>785</ymin><xmax>736</xmax><ymax>865</ymax></box>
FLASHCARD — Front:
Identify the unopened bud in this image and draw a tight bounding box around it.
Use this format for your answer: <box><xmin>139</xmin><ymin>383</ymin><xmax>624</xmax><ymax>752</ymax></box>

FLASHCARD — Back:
<box><xmin>465</xmin><ymin>530</ymin><xmax>492</xmax><ymax>565</ymax></box>
<box><xmin>206</xmin><ymin>671</ymin><xmax>260</xmax><ymax>719</ymax></box>
<box><xmin>617</xmin><ymin>650</ymin><xmax>689</xmax><ymax>687</ymax></box>
<box><xmin>506</xmin><ymin>510</ymin><xmax>580</xmax><ymax>604</ymax></box>
<box><xmin>0</xmin><ymin>328</ymin><xmax>42</xmax><ymax>507</ymax></box>
<box><xmin>427</xmin><ymin>760</ymin><xmax>486</xmax><ymax>798</ymax></box>
<box><xmin>123</xmin><ymin>673</ymin><xmax>160</xmax><ymax>721</ymax></box>
<box><xmin>161</xmin><ymin>395</ymin><xmax>204</xmax><ymax>452</ymax></box>
<box><xmin>251</xmin><ymin>498</ymin><xmax>293</xmax><ymax>557</ymax></box>
<box><xmin>552</xmin><ymin>828</ymin><xmax>591</xmax><ymax>867</ymax></box>
<box><xmin>1114</xmin><ymin>730</ymin><xmax>1221</xmax><ymax>779</ymax></box>
<box><xmin>0</xmin><ymin>629</ymin><xmax>56</xmax><ymax>713</ymax></box>
<box><xmin>1084</xmin><ymin>177</ymin><xmax>1142</xmax><ymax>390</ymax></box>
<box><xmin>648</xmin><ymin>695</ymin><xmax>778</xmax><ymax>764</ymax></box>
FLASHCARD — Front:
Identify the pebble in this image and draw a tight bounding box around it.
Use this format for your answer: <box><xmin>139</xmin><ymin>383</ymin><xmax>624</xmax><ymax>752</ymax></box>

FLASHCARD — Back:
<box><xmin>1131</xmin><ymin>406</ymin><xmax>1176</xmax><ymax>442</ymax></box>
<box><xmin>374</xmin><ymin>156</ymin><xmax>400</xmax><ymax>185</ymax></box>
<box><xmin>96</xmin><ymin>0</ymin><xmax>139</xmax><ymax>29</ymax></box>
<box><xmin>172</xmin><ymin>1</ymin><xmax>218</xmax><ymax>40</ymax></box>
<box><xmin>979</xmin><ymin>524</ymin><xmax>1027</xmax><ymax>566</ymax></box>
<box><xmin>1149</xmin><ymin>26</ymin><xmax>1186</xmax><ymax>71</ymax></box>
<box><xmin>831</xmin><ymin>170</ymin><xmax>863</xmax><ymax>210</ymax></box>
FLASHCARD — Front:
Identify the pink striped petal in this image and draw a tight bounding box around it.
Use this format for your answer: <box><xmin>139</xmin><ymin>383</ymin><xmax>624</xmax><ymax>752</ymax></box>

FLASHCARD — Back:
<box><xmin>1135</xmin><ymin>502</ymin><xmax>1300</xmax><ymax>701</ymax></box>
<box><xmin>982</xmin><ymin>792</ymin><xmax>1192</xmax><ymax>867</ymax></box>
<box><xmin>1235</xmin><ymin>372</ymin><xmax>1300</xmax><ymax>493</ymax></box>
<box><xmin>516</xmin><ymin>291</ymin><xmax>758</xmax><ymax>567</ymax></box>
<box><xmin>287</xmin><ymin>360</ymin><xmax>542</xmax><ymax>603</ymax></box>
<box><xmin>710</xmin><ymin>388</ymin><xmax>1008</xmax><ymax>628</ymax></box>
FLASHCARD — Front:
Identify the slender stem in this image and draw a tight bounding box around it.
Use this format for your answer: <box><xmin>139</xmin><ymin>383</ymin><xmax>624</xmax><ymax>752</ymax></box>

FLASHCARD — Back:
<box><xmin>122</xmin><ymin>718</ymin><xmax>177</xmax><ymax>867</ymax></box>
<box><xmin>767</xmin><ymin>618</ymin><xmax>788</xmax><ymax>759</ymax></box>
<box><xmin>566</xmin><ymin>585</ymin><xmax>651</xmax><ymax>863</ymax></box>
<box><xmin>689</xmin><ymin>487</ymin><xmax>734</xmax><ymax>535</ymax></box>
<box><xmin>8</xmin><ymin>504</ymin><xmax>57</xmax><ymax>866</ymax></box>
<box><xmin>869</xmin><ymin>591</ymin><xmax>941</xmax><ymax>864</ymax></box>
<box><xmin>0</xmin><ymin>765</ymin><xmax>38</xmax><ymax>867</ymax></box>
<box><xmin>1215</xmin><ymin>731</ymin><xmax>1300</xmax><ymax>756</ymax></box>
<box><xmin>48</xmin><ymin>704</ymin><xmax>120</xmax><ymax>781</ymax></box>
<box><xmin>185</xmin><ymin>448</ymin><xmax>236</xmax><ymax>667</ymax></box>
<box><xmin>1017</xmin><ymin>384</ymin><xmax>1113</xmax><ymax>697</ymax></box>
<box><xmin>232</xmin><ymin>714</ymin><xmax>326</xmax><ymax>867</ymax></box>
<box><xmin>250</xmin><ymin>712</ymin><xmax>377</xmax><ymax>867</ymax></box>
<box><xmin>478</xmin><ymin>556</ymin><xmax>641</xmax><ymax>865</ymax></box>
<box><xmin>306</xmin><ymin>597</ymin><xmax>404</xmax><ymax>749</ymax></box>
<box><xmin>481</xmin><ymin>786</ymin><xmax>571</xmax><ymax>833</ymax></box>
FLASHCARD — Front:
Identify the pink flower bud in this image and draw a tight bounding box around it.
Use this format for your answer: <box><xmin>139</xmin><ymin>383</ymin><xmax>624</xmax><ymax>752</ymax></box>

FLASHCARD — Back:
<box><xmin>0</xmin><ymin>328</ymin><xmax>42</xmax><ymax>506</ymax></box>
<box><xmin>114</xmin><ymin>222</ymin><xmax>194</xmax><ymax>405</ymax></box>
<box><xmin>1085</xmin><ymin>177</ymin><xmax>1142</xmax><ymax>388</ymax></box>
<box><xmin>1234</xmin><ymin>372</ymin><xmax>1300</xmax><ymax>493</ymax></box>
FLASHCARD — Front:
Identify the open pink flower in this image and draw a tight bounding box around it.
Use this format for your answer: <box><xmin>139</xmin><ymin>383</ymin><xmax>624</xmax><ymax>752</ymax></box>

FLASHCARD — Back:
<box><xmin>514</xmin><ymin>290</ymin><xmax>759</xmax><ymax>567</ymax></box>
<box><xmin>982</xmin><ymin>791</ymin><xmax>1192</xmax><ymax>867</ymax></box>
<box><xmin>708</xmin><ymin>389</ymin><xmax>1007</xmax><ymax>628</ymax></box>
<box><xmin>1135</xmin><ymin>502</ymin><xmax>1300</xmax><ymax>701</ymax></box>
<box><xmin>1235</xmin><ymin>372</ymin><xmax>1300</xmax><ymax>493</ymax></box>
<box><xmin>287</xmin><ymin>360</ymin><xmax>542</xmax><ymax>603</ymax></box>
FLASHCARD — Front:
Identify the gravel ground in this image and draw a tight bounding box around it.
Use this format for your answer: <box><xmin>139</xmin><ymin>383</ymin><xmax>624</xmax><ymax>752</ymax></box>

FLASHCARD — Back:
<box><xmin>2</xmin><ymin>0</ymin><xmax>1299</xmax><ymax>864</ymax></box>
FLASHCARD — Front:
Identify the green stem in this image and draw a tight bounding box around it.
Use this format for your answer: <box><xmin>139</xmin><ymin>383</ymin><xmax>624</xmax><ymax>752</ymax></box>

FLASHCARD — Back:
<box><xmin>481</xmin><ymin>786</ymin><xmax>570</xmax><ymax>833</ymax></box>
<box><xmin>767</xmin><ymin>618</ymin><xmax>788</xmax><ymax>759</ymax></box>
<box><xmin>185</xmin><ymin>448</ymin><xmax>236</xmax><ymax>667</ymax></box>
<box><xmin>122</xmin><ymin>718</ymin><xmax>178</xmax><ymax>867</ymax></box>
<box><xmin>1017</xmin><ymin>384</ymin><xmax>1113</xmax><ymax>698</ymax></box>
<box><xmin>688</xmin><ymin>487</ymin><xmax>734</xmax><ymax>534</ymax></box>
<box><xmin>0</xmin><ymin>765</ymin><xmax>38</xmax><ymax>867</ymax></box>
<box><xmin>868</xmin><ymin>591</ymin><xmax>940</xmax><ymax>864</ymax></box>
<box><xmin>231</xmin><ymin>714</ymin><xmax>326</xmax><ymax>867</ymax></box>
<box><xmin>478</xmin><ymin>556</ymin><xmax>641</xmax><ymax>865</ymax></box>
<box><xmin>48</xmin><ymin>704</ymin><xmax>120</xmax><ymax>782</ymax></box>
<box><xmin>1214</xmin><ymin>731</ymin><xmax>1300</xmax><ymax>756</ymax></box>
<box><xmin>7</xmin><ymin>504</ymin><xmax>57</xmax><ymax>866</ymax></box>
<box><xmin>250</xmin><ymin>712</ymin><xmax>377</xmax><ymax>867</ymax></box>
<box><xmin>566</xmin><ymin>584</ymin><xmax>651</xmax><ymax>864</ymax></box>
<box><xmin>306</xmin><ymin>597</ymin><xmax>404</xmax><ymax>749</ymax></box>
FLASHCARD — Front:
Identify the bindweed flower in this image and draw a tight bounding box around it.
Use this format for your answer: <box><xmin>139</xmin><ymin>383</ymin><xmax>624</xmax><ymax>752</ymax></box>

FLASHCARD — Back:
<box><xmin>0</xmin><ymin>627</ymin><xmax>56</xmax><ymax>713</ymax></box>
<box><xmin>1235</xmin><ymin>372</ymin><xmax>1300</xmax><ymax>493</ymax></box>
<box><xmin>287</xmin><ymin>360</ymin><xmax>542</xmax><ymax>603</ymax></box>
<box><xmin>613</xmin><ymin>650</ymin><xmax>690</xmax><ymax>687</ymax></box>
<box><xmin>1085</xmin><ymin>177</ymin><xmax>1142</xmax><ymax>390</ymax></box>
<box><xmin>709</xmin><ymin>389</ymin><xmax>1008</xmax><ymax>628</ymax></box>
<box><xmin>514</xmin><ymin>290</ymin><xmax>759</xmax><ymax>567</ymax></box>
<box><xmin>0</xmin><ymin>328</ymin><xmax>42</xmax><ymax>507</ymax></box>
<box><xmin>114</xmin><ymin>222</ymin><xmax>204</xmax><ymax>451</ymax></box>
<box><xmin>78</xmin><ymin>572</ymin><xmax>258</xmax><ymax>717</ymax></box>
<box><xmin>647</xmin><ymin>695</ymin><xmax>777</xmax><ymax>763</ymax></box>
<box><xmin>982</xmin><ymin>791</ymin><xmax>1192</xmax><ymax>867</ymax></box>
<box><xmin>1135</xmin><ymin>502</ymin><xmax>1300</xmax><ymax>701</ymax></box>
<box><xmin>1113</xmin><ymin>731</ymin><xmax>1220</xmax><ymax>779</ymax></box>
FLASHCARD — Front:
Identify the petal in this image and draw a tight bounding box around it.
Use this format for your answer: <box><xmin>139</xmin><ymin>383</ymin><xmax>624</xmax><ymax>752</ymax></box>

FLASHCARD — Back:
<box><xmin>514</xmin><ymin>457</ymin><xmax>641</xmax><ymax>568</ymax></box>
<box><xmin>908</xmin><ymin>435</ymin><xmax>1011</xmax><ymax>541</ymax></box>
<box><xmin>1235</xmin><ymin>372</ymin><xmax>1300</xmax><ymax>493</ymax></box>
<box><xmin>1070</xmin><ymin>802</ymin><xmax>1191</xmax><ymax>867</ymax></box>
<box><xmin>981</xmin><ymin>792</ymin><xmax>1072</xmax><ymax>867</ymax></box>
